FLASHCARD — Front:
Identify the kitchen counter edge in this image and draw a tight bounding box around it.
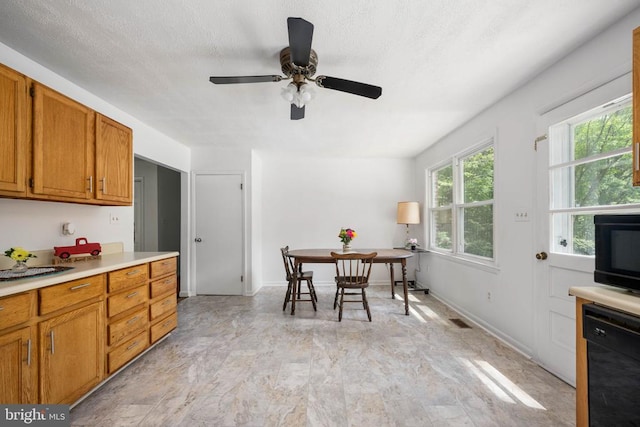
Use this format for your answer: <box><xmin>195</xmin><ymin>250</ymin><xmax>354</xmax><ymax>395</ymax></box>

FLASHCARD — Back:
<box><xmin>569</xmin><ymin>285</ymin><xmax>640</xmax><ymax>317</ymax></box>
<box><xmin>0</xmin><ymin>251</ymin><xmax>179</xmax><ymax>298</ymax></box>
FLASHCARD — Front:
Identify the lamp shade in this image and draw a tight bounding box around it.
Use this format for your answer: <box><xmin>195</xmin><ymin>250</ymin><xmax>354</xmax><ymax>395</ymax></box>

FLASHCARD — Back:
<box><xmin>397</xmin><ymin>202</ymin><xmax>420</xmax><ymax>224</ymax></box>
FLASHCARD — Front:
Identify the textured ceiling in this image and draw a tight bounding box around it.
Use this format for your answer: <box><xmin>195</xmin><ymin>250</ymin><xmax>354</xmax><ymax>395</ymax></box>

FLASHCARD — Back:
<box><xmin>0</xmin><ymin>1</ymin><xmax>638</xmax><ymax>158</ymax></box>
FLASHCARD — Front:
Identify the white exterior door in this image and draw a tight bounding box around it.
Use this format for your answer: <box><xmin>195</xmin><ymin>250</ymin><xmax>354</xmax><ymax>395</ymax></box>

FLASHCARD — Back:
<box><xmin>194</xmin><ymin>173</ymin><xmax>244</xmax><ymax>295</ymax></box>
<box><xmin>533</xmin><ymin>75</ymin><xmax>632</xmax><ymax>386</ymax></box>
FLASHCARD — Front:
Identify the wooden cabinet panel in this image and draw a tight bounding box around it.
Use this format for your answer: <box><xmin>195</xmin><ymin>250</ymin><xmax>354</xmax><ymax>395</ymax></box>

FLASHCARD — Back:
<box><xmin>0</xmin><ymin>291</ymin><xmax>35</xmax><ymax>331</ymax></box>
<box><xmin>108</xmin><ymin>330</ymin><xmax>148</xmax><ymax>373</ymax></box>
<box><xmin>108</xmin><ymin>284</ymin><xmax>147</xmax><ymax>318</ymax></box>
<box><xmin>150</xmin><ymin>293</ymin><xmax>176</xmax><ymax>321</ymax></box>
<box><xmin>108</xmin><ymin>264</ymin><xmax>148</xmax><ymax>293</ymax></box>
<box><xmin>95</xmin><ymin>114</ymin><xmax>132</xmax><ymax>205</ymax></box>
<box><xmin>633</xmin><ymin>26</ymin><xmax>640</xmax><ymax>186</ymax></box>
<box><xmin>39</xmin><ymin>301</ymin><xmax>104</xmax><ymax>404</ymax></box>
<box><xmin>150</xmin><ymin>275</ymin><xmax>177</xmax><ymax>299</ymax></box>
<box><xmin>32</xmin><ymin>83</ymin><xmax>95</xmax><ymax>201</ymax></box>
<box><xmin>150</xmin><ymin>257</ymin><xmax>177</xmax><ymax>279</ymax></box>
<box><xmin>150</xmin><ymin>312</ymin><xmax>177</xmax><ymax>344</ymax></box>
<box><xmin>0</xmin><ymin>326</ymin><xmax>36</xmax><ymax>404</ymax></box>
<box><xmin>108</xmin><ymin>308</ymin><xmax>148</xmax><ymax>346</ymax></box>
<box><xmin>0</xmin><ymin>64</ymin><xmax>27</xmax><ymax>196</ymax></box>
<box><xmin>39</xmin><ymin>274</ymin><xmax>105</xmax><ymax>316</ymax></box>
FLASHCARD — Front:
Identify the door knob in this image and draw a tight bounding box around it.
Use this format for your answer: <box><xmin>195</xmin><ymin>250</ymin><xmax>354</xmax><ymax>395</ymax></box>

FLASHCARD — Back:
<box><xmin>194</xmin><ymin>238</ymin><xmax>202</xmax><ymax>243</ymax></box>
<box><xmin>535</xmin><ymin>251</ymin><xmax>548</xmax><ymax>260</ymax></box>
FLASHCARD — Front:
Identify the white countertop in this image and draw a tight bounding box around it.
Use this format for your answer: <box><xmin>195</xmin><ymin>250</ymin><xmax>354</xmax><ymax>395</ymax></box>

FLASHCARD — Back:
<box><xmin>569</xmin><ymin>285</ymin><xmax>640</xmax><ymax>317</ymax></box>
<box><xmin>0</xmin><ymin>251</ymin><xmax>179</xmax><ymax>298</ymax></box>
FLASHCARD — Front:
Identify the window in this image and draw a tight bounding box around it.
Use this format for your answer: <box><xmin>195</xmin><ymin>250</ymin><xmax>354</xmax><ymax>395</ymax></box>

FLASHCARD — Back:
<box><xmin>549</xmin><ymin>96</ymin><xmax>640</xmax><ymax>256</ymax></box>
<box><xmin>429</xmin><ymin>141</ymin><xmax>495</xmax><ymax>261</ymax></box>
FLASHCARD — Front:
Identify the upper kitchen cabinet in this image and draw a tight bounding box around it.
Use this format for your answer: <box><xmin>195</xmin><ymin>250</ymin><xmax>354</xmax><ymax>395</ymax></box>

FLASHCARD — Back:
<box><xmin>634</xmin><ymin>27</ymin><xmax>640</xmax><ymax>186</ymax></box>
<box><xmin>95</xmin><ymin>114</ymin><xmax>133</xmax><ymax>205</ymax></box>
<box><xmin>31</xmin><ymin>82</ymin><xmax>95</xmax><ymax>202</ymax></box>
<box><xmin>0</xmin><ymin>64</ymin><xmax>27</xmax><ymax>197</ymax></box>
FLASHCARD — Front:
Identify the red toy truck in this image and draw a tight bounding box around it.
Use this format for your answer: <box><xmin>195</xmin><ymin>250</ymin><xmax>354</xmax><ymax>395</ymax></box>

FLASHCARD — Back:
<box><xmin>54</xmin><ymin>238</ymin><xmax>102</xmax><ymax>259</ymax></box>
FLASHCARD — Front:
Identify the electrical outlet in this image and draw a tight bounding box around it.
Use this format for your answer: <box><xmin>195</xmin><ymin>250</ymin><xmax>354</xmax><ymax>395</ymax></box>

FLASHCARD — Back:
<box><xmin>109</xmin><ymin>213</ymin><xmax>120</xmax><ymax>225</ymax></box>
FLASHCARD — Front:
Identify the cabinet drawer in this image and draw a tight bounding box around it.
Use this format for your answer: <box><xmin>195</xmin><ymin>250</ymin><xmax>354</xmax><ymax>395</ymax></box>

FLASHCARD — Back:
<box><xmin>150</xmin><ymin>257</ymin><xmax>177</xmax><ymax>279</ymax></box>
<box><xmin>108</xmin><ymin>264</ymin><xmax>148</xmax><ymax>293</ymax></box>
<box><xmin>150</xmin><ymin>293</ymin><xmax>176</xmax><ymax>321</ymax></box>
<box><xmin>150</xmin><ymin>275</ymin><xmax>177</xmax><ymax>299</ymax></box>
<box><xmin>107</xmin><ymin>284</ymin><xmax>147</xmax><ymax>318</ymax></box>
<box><xmin>0</xmin><ymin>291</ymin><xmax>35</xmax><ymax>331</ymax></box>
<box><xmin>39</xmin><ymin>275</ymin><xmax>105</xmax><ymax>315</ymax></box>
<box><xmin>150</xmin><ymin>312</ymin><xmax>177</xmax><ymax>343</ymax></box>
<box><xmin>108</xmin><ymin>330</ymin><xmax>148</xmax><ymax>373</ymax></box>
<box><xmin>108</xmin><ymin>308</ymin><xmax>148</xmax><ymax>346</ymax></box>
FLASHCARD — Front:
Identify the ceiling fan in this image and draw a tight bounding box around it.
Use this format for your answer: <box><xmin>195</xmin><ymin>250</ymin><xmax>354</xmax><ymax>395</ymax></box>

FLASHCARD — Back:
<box><xmin>209</xmin><ymin>17</ymin><xmax>382</xmax><ymax>120</ymax></box>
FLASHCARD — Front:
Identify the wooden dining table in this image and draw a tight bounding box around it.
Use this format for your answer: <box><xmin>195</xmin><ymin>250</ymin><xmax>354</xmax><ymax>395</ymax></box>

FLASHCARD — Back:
<box><xmin>286</xmin><ymin>248</ymin><xmax>414</xmax><ymax>316</ymax></box>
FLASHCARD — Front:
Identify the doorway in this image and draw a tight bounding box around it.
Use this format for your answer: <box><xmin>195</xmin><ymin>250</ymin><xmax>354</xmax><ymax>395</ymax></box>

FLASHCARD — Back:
<box><xmin>134</xmin><ymin>156</ymin><xmax>181</xmax><ymax>254</ymax></box>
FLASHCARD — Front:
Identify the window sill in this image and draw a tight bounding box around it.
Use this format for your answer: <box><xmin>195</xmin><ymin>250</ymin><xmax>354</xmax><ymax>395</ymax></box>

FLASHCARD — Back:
<box><xmin>428</xmin><ymin>250</ymin><xmax>500</xmax><ymax>274</ymax></box>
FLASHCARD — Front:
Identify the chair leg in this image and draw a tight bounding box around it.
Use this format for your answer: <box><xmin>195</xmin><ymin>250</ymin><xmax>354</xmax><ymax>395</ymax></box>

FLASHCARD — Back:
<box><xmin>338</xmin><ymin>287</ymin><xmax>345</xmax><ymax>322</ymax></box>
<box><xmin>362</xmin><ymin>288</ymin><xmax>371</xmax><ymax>322</ymax></box>
<box><xmin>283</xmin><ymin>279</ymin><xmax>292</xmax><ymax>311</ymax></box>
<box><xmin>310</xmin><ymin>279</ymin><xmax>318</xmax><ymax>302</ymax></box>
<box><xmin>333</xmin><ymin>285</ymin><xmax>340</xmax><ymax>310</ymax></box>
<box><xmin>307</xmin><ymin>279</ymin><xmax>317</xmax><ymax>311</ymax></box>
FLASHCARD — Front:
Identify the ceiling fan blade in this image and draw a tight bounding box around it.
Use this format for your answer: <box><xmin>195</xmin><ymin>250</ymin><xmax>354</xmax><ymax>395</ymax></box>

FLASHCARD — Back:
<box><xmin>209</xmin><ymin>75</ymin><xmax>283</xmax><ymax>84</ymax></box>
<box><xmin>290</xmin><ymin>104</ymin><xmax>305</xmax><ymax>120</ymax></box>
<box><xmin>315</xmin><ymin>76</ymin><xmax>382</xmax><ymax>99</ymax></box>
<box><xmin>287</xmin><ymin>17</ymin><xmax>314</xmax><ymax>66</ymax></box>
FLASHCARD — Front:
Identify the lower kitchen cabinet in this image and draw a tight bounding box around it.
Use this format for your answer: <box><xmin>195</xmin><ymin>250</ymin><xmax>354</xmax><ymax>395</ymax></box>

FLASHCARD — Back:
<box><xmin>0</xmin><ymin>326</ymin><xmax>37</xmax><ymax>404</ymax></box>
<box><xmin>39</xmin><ymin>301</ymin><xmax>105</xmax><ymax>404</ymax></box>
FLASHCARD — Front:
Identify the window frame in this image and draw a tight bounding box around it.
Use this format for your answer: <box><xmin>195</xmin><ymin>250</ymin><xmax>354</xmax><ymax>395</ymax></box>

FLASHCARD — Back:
<box><xmin>427</xmin><ymin>138</ymin><xmax>496</xmax><ymax>266</ymax></box>
<box><xmin>548</xmin><ymin>95</ymin><xmax>640</xmax><ymax>256</ymax></box>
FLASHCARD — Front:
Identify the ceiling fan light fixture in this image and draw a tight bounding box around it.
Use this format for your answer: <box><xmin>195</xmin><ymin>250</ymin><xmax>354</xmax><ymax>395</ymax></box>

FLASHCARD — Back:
<box><xmin>281</xmin><ymin>82</ymin><xmax>315</xmax><ymax>108</ymax></box>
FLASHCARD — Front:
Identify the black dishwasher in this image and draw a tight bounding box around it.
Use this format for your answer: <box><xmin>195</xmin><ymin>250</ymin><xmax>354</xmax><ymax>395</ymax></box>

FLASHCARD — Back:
<box><xmin>583</xmin><ymin>303</ymin><xmax>640</xmax><ymax>426</ymax></box>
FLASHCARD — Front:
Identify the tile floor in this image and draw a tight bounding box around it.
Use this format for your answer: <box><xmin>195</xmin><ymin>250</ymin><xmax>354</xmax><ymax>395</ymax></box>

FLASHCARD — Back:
<box><xmin>70</xmin><ymin>285</ymin><xmax>575</xmax><ymax>426</ymax></box>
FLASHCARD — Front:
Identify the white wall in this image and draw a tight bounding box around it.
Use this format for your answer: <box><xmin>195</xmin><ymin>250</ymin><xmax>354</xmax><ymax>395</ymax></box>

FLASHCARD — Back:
<box><xmin>0</xmin><ymin>42</ymin><xmax>190</xmax><ymax>255</ymax></box>
<box><xmin>259</xmin><ymin>153</ymin><xmax>417</xmax><ymax>286</ymax></box>
<box><xmin>414</xmin><ymin>10</ymin><xmax>640</xmax><ymax>355</ymax></box>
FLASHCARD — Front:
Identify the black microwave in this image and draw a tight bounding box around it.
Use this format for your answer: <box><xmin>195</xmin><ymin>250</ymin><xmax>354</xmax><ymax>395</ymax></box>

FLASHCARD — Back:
<box><xmin>594</xmin><ymin>214</ymin><xmax>640</xmax><ymax>292</ymax></box>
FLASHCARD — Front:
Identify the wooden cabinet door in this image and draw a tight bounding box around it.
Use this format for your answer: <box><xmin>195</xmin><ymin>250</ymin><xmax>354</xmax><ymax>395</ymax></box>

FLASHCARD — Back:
<box><xmin>32</xmin><ymin>83</ymin><xmax>95</xmax><ymax>201</ymax></box>
<box><xmin>39</xmin><ymin>301</ymin><xmax>104</xmax><ymax>404</ymax></box>
<box><xmin>95</xmin><ymin>114</ymin><xmax>132</xmax><ymax>205</ymax></box>
<box><xmin>634</xmin><ymin>26</ymin><xmax>640</xmax><ymax>186</ymax></box>
<box><xmin>0</xmin><ymin>326</ymin><xmax>36</xmax><ymax>404</ymax></box>
<box><xmin>0</xmin><ymin>64</ymin><xmax>27</xmax><ymax>195</ymax></box>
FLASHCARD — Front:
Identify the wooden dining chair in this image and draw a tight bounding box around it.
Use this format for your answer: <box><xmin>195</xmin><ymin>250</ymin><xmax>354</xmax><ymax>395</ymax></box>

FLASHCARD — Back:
<box><xmin>331</xmin><ymin>251</ymin><xmax>377</xmax><ymax>322</ymax></box>
<box><xmin>280</xmin><ymin>246</ymin><xmax>317</xmax><ymax>313</ymax></box>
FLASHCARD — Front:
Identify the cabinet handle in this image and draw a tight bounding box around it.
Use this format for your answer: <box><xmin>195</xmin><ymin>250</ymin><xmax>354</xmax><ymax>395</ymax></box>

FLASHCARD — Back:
<box><xmin>87</xmin><ymin>176</ymin><xmax>93</xmax><ymax>193</ymax></box>
<box><xmin>101</xmin><ymin>177</ymin><xmax>106</xmax><ymax>193</ymax></box>
<box><xmin>50</xmin><ymin>330</ymin><xmax>55</xmax><ymax>355</ymax></box>
<box><xmin>127</xmin><ymin>316</ymin><xmax>140</xmax><ymax>325</ymax></box>
<box><xmin>126</xmin><ymin>291</ymin><xmax>138</xmax><ymax>299</ymax></box>
<box><xmin>126</xmin><ymin>270</ymin><xmax>140</xmax><ymax>276</ymax></box>
<box><xmin>126</xmin><ymin>341</ymin><xmax>139</xmax><ymax>351</ymax></box>
<box><xmin>164</xmin><ymin>279</ymin><xmax>172</xmax><ymax>284</ymax></box>
<box><xmin>162</xmin><ymin>299</ymin><xmax>172</xmax><ymax>306</ymax></box>
<box><xmin>70</xmin><ymin>283</ymin><xmax>91</xmax><ymax>291</ymax></box>
<box><xmin>162</xmin><ymin>320</ymin><xmax>173</xmax><ymax>327</ymax></box>
<box><xmin>26</xmin><ymin>339</ymin><xmax>32</xmax><ymax>366</ymax></box>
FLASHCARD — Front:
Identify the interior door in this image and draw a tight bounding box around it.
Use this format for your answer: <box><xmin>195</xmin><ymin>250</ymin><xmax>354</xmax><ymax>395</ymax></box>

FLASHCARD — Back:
<box><xmin>194</xmin><ymin>173</ymin><xmax>244</xmax><ymax>295</ymax></box>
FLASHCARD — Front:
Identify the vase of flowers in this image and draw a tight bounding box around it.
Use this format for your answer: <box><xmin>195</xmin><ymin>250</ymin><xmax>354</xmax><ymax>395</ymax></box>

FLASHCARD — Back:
<box><xmin>406</xmin><ymin>238</ymin><xmax>419</xmax><ymax>251</ymax></box>
<box><xmin>339</xmin><ymin>228</ymin><xmax>357</xmax><ymax>252</ymax></box>
<box><xmin>4</xmin><ymin>247</ymin><xmax>37</xmax><ymax>273</ymax></box>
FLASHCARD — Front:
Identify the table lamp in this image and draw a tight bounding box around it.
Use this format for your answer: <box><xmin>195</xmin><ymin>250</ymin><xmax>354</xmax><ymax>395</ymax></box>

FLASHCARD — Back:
<box><xmin>397</xmin><ymin>201</ymin><xmax>420</xmax><ymax>244</ymax></box>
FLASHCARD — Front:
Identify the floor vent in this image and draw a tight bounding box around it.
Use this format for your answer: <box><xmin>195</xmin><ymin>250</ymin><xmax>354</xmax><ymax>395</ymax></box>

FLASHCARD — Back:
<box><xmin>449</xmin><ymin>318</ymin><xmax>471</xmax><ymax>328</ymax></box>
